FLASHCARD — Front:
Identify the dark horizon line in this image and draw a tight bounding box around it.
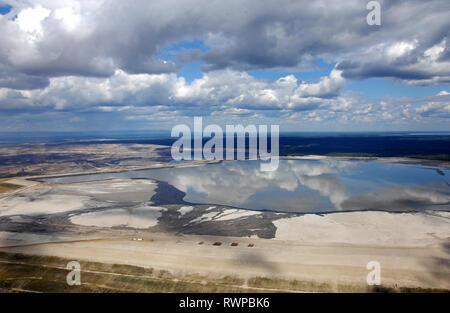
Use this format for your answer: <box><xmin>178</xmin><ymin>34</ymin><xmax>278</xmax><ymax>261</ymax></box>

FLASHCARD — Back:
<box><xmin>1</xmin><ymin>130</ymin><xmax>450</xmax><ymax>135</ymax></box>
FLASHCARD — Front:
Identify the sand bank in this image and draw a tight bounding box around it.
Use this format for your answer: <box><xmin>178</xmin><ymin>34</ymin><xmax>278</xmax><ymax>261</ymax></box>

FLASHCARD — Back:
<box><xmin>1</xmin><ymin>230</ymin><xmax>448</xmax><ymax>291</ymax></box>
<box><xmin>273</xmin><ymin>211</ymin><xmax>450</xmax><ymax>247</ymax></box>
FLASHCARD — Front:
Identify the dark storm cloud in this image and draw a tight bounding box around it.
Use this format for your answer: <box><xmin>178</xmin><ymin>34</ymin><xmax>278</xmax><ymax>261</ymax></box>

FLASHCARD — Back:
<box><xmin>337</xmin><ymin>61</ymin><xmax>431</xmax><ymax>80</ymax></box>
<box><xmin>0</xmin><ymin>72</ymin><xmax>49</xmax><ymax>90</ymax></box>
<box><xmin>1</xmin><ymin>0</ymin><xmax>449</xmax><ymax>87</ymax></box>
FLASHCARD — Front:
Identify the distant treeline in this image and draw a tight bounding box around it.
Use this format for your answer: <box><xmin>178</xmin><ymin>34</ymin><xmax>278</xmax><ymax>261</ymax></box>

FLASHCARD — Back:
<box><xmin>49</xmin><ymin>134</ymin><xmax>450</xmax><ymax>161</ymax></box>
<box><xmin>277</xmin><ymin>135</ymin><xmax>450</xmax><ymax>160</ymax></box>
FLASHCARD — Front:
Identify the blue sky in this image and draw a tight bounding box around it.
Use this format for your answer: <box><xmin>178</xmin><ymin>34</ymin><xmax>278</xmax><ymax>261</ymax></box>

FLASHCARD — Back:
<box><xmin>0</xmin><ymin>0</ymin><xmax>449</xmax><ymax>132</ymax></box>
<box><xmin>0</xmin><ymin>5</ymin><xmax>11</xmax><ymax>15</ymax></box>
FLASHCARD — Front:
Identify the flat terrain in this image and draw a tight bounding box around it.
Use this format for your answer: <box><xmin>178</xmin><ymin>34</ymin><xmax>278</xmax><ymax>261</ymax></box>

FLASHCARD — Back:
<box><xmin>0</xmin><ymin>143</ymin><xmax>171</xmax><ymax>178</ymax></box>
<box><xmin>0</xmin><ymin>180</ymin><xmax>20</xmax><ymax>193</ymax></box>
<box><xmin>0</xmin><ymin>231</ymin><xmax>448</xmax><ymax>293</ymax></box>
<box><xmin>0</xmin><ymin>192</ymin><xmax>448</xmax><ymax>293</ymax></box>
<box><xmin>2</xmin><ymin>135</ymin><xmax>450</xmax><ymax>179</ymax></box>
<box><xmin>0</xmin><ymin>148</ymin><xmax>448</xmax><ymax>293</ymax></box>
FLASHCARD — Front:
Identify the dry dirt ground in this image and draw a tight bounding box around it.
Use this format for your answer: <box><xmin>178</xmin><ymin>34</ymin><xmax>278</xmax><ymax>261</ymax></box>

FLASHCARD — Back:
<box><xmin>0</xmin><ymin>231</ymin><xmax>448</xmax><ymax>293</ymax></box>
<box><xmin>0</xmin><ymin>143</ymin><xmax>171</xmax><ymax>178</ymax></box>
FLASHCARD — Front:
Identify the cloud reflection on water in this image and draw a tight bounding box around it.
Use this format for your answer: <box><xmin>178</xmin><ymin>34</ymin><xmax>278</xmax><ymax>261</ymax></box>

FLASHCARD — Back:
<box><xmin>43</xmin><ymin>159</ymin><xmax>450</xmax><ymax>213</ymax></box>
<box><xmin>145</xmin><ymin>160</ymin><xmax>450</xmax><ymax>213</ymax></box>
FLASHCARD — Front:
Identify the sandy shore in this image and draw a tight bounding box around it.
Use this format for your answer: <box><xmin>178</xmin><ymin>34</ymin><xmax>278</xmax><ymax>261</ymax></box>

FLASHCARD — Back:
<box><xmin>0</xmin><ymin>209</ymin><xmax>448</xmax><ymax>291</ymax></box>
<box><xmin>1</xmin><ymin>230</ymin><xmax>448</xmax><ymax>291</ymax></box>
<box><xmin>273</xmin><ymin>211</ymin><xmax>450</xmax><ymax>247</ymax></box>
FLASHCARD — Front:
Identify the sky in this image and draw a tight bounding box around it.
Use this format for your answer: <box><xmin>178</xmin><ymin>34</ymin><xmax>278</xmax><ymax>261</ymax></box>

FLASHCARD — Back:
<box><xmin>0</xmin><ymin>0</ymin><xmax>449</xmax><ymax>132</ymax></box>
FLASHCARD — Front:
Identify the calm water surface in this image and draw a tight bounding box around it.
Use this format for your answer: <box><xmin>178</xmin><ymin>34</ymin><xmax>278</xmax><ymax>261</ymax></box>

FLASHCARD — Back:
<box><xmin>42</xmin><ymin>159</ymin><xmax>450</xmax><ymax>213</ymax></box>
